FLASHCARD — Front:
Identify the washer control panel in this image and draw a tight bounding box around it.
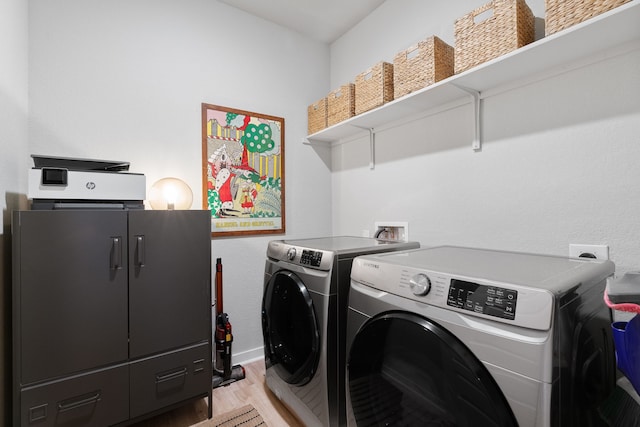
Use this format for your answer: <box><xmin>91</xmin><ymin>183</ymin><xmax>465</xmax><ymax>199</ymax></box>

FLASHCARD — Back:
<box><xmin>447</xmin><ymin>279</ymin><xmax>517</xmax><ymax>320</ymax></box>
<box><xmin>267</xmin><ymin>241</ymin><xmax>335</xmax><ymax>271</ymax></box>
<box><xmin>300</xmin><ymin>249</ymin><xmax>323</xmax><ymax>267</ymax></box>
<box><xmin>409</xmin><ymin>273</ymin><xmax>431</xmax><ymax>296</ymax></box>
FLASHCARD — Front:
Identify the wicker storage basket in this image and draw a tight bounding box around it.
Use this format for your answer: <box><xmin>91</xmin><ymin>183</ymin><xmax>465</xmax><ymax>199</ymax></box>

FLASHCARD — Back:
<box><xmin>393</xmin><ymin>36</ymin><xmax>454</xmax><ymax>99</ymax></box>
<box><xmin>545</xmin><ymin>0</ymin><xmax>630</xmax><ymax>35</ymax></box>
<box><xmin>307</xmin><ymin>98</ymin><xmax>327</xmax><ymax>135</ymax></box>
<box><xmin>454</xmin><ymin>0</ymin><xmax>535</xmax><ymax>74</ymax></box>
<box><xmin>327</xmin><ymin>84</ymin><xmax>355</xmax><ymax>126</ymax></box>
<box><xmin>355</xmin><ymin>62</ymin><xmax>394</xmax><ymax>115</ymax></box>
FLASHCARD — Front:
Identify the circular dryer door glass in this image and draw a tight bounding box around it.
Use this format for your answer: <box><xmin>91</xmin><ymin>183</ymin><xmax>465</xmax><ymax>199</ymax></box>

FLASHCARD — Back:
<box><xmin>262</xmin><ymin>270</ymin><xmax>320</xmax><ymax>385</ymax></box>
<box><xmin>347</xmin><ymin>312</ymin><xmax>517</xmax><ymax>426</ymax></box>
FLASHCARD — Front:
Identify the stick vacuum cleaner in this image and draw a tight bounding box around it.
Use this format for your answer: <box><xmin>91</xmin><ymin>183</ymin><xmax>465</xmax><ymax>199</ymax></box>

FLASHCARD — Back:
<box><xmin>212</xmin><ymin>258</ymin><xmax>246</xmax><ymax>388</ymax></box>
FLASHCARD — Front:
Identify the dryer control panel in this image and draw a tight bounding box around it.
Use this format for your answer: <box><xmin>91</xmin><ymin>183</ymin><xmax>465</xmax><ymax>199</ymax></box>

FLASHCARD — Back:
<box><xmin>447</xmin><ymin>279</ymin><xmax>517</xmax><ymax>320</ymax></box>
<box><xmin>350</xmin><ymin>246</ymin><xmax>615</xmax><ymax>331</ymax></box>
<box><xmin>351</xmin><ymin>254</ymin><xmax>555</xmax><ymax>330</ymax></box>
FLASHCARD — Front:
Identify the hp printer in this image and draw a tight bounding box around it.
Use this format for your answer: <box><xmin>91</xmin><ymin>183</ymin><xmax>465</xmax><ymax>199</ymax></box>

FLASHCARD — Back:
<box><xmin>28</xmin><ymin>155</ymin><xmax>146</xmax><ymax>210</ymax></box>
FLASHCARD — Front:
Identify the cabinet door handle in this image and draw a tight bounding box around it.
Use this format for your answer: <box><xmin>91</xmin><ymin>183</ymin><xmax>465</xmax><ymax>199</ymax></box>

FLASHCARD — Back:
<box><xmin>136</xmin><ymin>235</ymin><xmax>145</xmax><ymax>267</ymax></box>
<box><xmin>111</xmin><ymin>237</ymin><xmax>122</xmax><ymax>270</ymax></box>
<box><xmin>156</xmin><ymin>367</ymin><xmax>187</xmax><ymax>383</ymax></box>
<box><xmin>58</xmin><ymin>391</ymin><xmax>101</xmax><ymax>412</ymax></box>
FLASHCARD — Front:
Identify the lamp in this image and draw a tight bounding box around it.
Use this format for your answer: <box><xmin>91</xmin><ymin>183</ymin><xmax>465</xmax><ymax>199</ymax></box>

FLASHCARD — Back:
<box><xmin>148</xmin><ymin>177</ymin><xmax>193</xmax><ymax>210</ymax></box>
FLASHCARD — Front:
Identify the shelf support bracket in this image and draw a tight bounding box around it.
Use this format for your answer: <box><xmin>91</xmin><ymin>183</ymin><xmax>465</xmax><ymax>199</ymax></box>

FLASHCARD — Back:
<box><xmin>452</xmin><ymin>84</ymin><xmax>481</xmax><ymax>151</ymax></box>
<box><xmin>352</xmin><ymin>126</ymin><xmax>375</xmax><ymax>169</ymax></box>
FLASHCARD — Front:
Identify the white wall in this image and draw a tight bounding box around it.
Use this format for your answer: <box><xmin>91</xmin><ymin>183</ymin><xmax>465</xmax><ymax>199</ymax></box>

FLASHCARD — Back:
<box><xmin>20</xmin><ymin>0</ymin><xmax>640</xmax><ymax>382</ymax></box>
<box><xmin>28</xmin><ymin>0</ymin><xmax>332</xmax><ymax>363</ymax></box>
<box><xmin>330</xmin><ymin>1</ymin><xmax>640</xmax><ymax>274</ymax></box>
<box><xmin>0</xmin><ymin>0</ymin><xmax>29</xmax><ymax>422</ymax></box>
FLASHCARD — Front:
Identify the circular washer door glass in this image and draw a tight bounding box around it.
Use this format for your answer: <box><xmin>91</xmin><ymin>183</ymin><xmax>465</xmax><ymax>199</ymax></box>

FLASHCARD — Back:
<box><xmin>262</xmin><ymin>270</ymin><xmax>320</xmax><ymax>385</ymax></box>
<box><xmin>348</xmin><ymin>312</ymin><xmax>517</xmax><ymax>426</ymax></box>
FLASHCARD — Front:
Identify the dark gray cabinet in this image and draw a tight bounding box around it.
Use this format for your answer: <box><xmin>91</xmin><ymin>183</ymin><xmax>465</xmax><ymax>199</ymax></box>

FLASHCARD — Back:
<box><xmin>12</xmin><ymin>209</ymin><xmax>212</xmax><ymax>426</ymax></box>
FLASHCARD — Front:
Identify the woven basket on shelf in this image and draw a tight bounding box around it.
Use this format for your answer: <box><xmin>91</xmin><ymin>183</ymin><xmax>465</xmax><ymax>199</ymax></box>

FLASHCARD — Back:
<box><xmin>454</xmin><ymin>0</ymin><xmax>535</xmax><ymax>74</ymax></box>
<box><xmin>545</xmin><ymin>0</ymin><xmax>630</xmax><ymax>35</ymax></box>
<box><xmin>307</xmin><ymin>98</ymin><xmax>327</xmax><ymax>135</ymax></box>
<box><xmin>327</xmin><ymin>84</ymin><xmax>355</xmax><ymax>126</ymax></box>
<box><xmin>393</xmin><ymin>36</ymin><xmax>454</xmax><ymax>99</ymax></box>
<box><xmin>355</xmin><ymin>62</ymin><xmax>394</xmax><ymax>115</ymax></box>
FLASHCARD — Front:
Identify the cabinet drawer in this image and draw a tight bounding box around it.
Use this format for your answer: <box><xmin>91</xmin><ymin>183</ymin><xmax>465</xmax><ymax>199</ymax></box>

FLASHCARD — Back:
<box><xmin>19</xmin><ymin>364</ymin><xmax>128</xmax><ymax>427</ymax></box>
<box><xmin>130</xmin><ymin>342</ymin><xmax>211</xmax><ymax>418</ymax></box>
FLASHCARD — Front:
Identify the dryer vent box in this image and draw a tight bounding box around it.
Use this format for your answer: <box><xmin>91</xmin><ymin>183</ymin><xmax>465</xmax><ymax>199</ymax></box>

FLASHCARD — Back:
<box><xmin>375</xmin><ymin>221</ymin><xmax>409</xmax><ymax>242</ymax></box>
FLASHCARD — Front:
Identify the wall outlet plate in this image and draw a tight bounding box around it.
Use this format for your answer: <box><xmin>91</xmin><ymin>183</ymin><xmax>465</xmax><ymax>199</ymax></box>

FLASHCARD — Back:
<box><xmin>569</xmin><ymin>244</ymin><xmax>609</xmax><ymax>260</ymax></box>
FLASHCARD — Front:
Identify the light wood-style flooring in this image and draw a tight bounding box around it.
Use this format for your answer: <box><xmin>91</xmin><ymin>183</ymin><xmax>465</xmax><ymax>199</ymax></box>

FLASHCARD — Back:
<box><xmin>131</xmin><ymin>358</ymin><xmax>304</xmax><ymax>426</ymax></box>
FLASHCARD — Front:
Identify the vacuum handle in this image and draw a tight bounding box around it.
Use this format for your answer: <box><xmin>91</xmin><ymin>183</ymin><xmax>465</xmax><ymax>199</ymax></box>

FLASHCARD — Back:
<box><xmin>215</xmin><ymin>258</ymin><xmax>223</xmax><ymax>314</ymax></box>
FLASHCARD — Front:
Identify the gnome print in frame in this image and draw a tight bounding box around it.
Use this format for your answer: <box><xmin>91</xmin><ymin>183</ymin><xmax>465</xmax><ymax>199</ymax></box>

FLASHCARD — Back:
<box><xmin>202</xmin><ymin>103</ymin><xmax>285</xmax><ymax>237</ymax></box>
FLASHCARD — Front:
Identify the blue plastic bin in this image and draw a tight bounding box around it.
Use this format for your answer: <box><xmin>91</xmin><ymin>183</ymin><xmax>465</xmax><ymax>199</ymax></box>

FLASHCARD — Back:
<box><xmin>612</xmin><ymin>314</ymin><xmax>640</xmax><ymax>395</ymax></box>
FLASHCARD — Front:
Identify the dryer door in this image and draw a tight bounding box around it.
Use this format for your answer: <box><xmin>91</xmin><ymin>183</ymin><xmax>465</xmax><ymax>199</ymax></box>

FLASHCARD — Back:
<box><xmin>347</xmin><ymin>312</ymin><xmax>517</xmax><ymax>427</ymax></box>
<box><xmin>262</xmin><ymin>270</ymin><xmax>320</xmax><ymax>386</ymax></box>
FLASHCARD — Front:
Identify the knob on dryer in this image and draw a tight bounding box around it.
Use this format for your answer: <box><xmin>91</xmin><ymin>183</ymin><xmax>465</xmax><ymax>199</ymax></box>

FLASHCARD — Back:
<box><xmin>410</xmin><ymin>273</ymin><xmax>431</xmax><ymax>296</ymax></box>
<box><xmin>287</xmin><ymin>247</ymin><xmax>297</xmax><ymax>261</ymax></box>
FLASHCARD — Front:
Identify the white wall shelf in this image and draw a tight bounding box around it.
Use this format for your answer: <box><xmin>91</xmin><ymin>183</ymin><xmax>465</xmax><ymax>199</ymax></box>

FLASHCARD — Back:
<box><xmin>305</xmin><ymin>1</ymin><xmax>640</xmax><ymax>150</ymax></box>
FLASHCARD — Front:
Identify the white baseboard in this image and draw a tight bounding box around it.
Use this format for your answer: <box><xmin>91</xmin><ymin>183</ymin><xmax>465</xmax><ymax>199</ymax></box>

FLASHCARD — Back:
<box><xmin>232</xmin><ymin>346</ymin><xmax>264</xmax><ymax>365</ymax></box>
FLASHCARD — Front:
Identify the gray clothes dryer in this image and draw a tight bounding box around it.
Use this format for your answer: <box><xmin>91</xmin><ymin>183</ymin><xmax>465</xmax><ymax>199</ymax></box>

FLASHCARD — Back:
<box><xmin>262</xmin><ymin>236</ymin><xmax>419</xmax><ymax>427</ymax></box>
<box><xmin>346</xmin><ymin>246</ymin><xmax>616</xmax><ymax>427</ymax></box>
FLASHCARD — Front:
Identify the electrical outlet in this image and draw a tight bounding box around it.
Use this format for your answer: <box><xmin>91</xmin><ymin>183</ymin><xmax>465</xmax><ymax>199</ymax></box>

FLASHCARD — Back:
<box><xmin>569</xmin><ymin>244</ymin><xmax>609</xmax><ymax>260</ymax></box>
<box><xmin>374</xmin><ymin>221</ymin><xmax>409</xmax><ymax>241</ymax></box>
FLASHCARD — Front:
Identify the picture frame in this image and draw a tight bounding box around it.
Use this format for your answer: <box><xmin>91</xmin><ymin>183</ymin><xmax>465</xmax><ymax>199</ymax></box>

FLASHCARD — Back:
<box><xmin>201</xmin><ymin>103</ymin><xmax>285</xmax><ymax>237</ymax></box>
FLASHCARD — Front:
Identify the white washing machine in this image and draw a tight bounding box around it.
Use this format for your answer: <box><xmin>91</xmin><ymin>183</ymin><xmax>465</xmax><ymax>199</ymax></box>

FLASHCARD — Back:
<box><xmin>262</xmin><ymin>236</ymin><xmax>419</xmax><ymax>427</ymax></box>
<box><xmin>346</xmin><ymin>246</ymin><xmax>616</xmax><ymax>426</ymax></box>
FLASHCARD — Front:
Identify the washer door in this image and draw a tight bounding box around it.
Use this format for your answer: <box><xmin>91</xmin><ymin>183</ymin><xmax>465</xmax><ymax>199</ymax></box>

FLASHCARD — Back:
<box><xmin>348</xmin><ymin>312</ymin><xmax>517</xmax><ymax>427</ymax></box>
<box><xmin>262</xmin><ymin>270</ymin><xmax>320</xmax><ymax>386</ymax></box>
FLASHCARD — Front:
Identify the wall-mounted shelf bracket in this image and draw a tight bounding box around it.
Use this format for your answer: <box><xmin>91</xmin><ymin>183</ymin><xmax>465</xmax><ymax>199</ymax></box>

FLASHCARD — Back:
<box><xmin>352</xmin><ymin>125</ymin><xmax>375</xmax><ymax>169</ymax></box>
<box><xmin>451</xmin><ymin>84</ymin><xmax>482</xmax><ymax>151</ymax></box>
<box><xmin>302</xmin><ymin>137</ymin><xmax>331</xmax><ymax>146</ymax></box>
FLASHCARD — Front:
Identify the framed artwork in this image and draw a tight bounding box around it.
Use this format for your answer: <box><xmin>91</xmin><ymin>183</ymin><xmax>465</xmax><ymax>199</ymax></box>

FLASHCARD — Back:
<box><xmin>201</xmin><ymin>103</ymin><xmax>285</xmax><ymax>237</ymax></box>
